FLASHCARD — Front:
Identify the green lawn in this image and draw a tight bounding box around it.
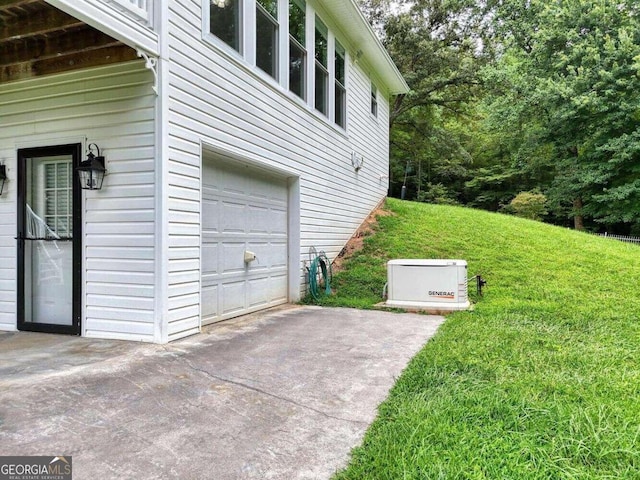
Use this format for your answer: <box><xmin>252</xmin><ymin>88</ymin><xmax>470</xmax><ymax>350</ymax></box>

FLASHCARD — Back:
<box><xmin>327</xmin><ymin>198</ymin><xmax>640</xmax><ymax>479</ymax></box>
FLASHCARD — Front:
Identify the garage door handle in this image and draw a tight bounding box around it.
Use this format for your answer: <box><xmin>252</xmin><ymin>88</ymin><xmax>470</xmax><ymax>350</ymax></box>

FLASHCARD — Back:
<box><xmin>244</xmin><ymin>251</ymin><xmax>258</xmax><ymax>264</ymax></box>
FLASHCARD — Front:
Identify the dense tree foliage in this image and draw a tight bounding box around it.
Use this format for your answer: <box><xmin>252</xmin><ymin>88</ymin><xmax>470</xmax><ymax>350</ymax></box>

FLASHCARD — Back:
<box><xmin>360</xmin><ymin>0</ymin><xmax>492</xmax><ymax>202</ymax></box>
<box><xmin>484</xmin><ymin>0</ymin><xmax>640</xmax><ymax>231</ymax></box>
<box><xmin>362</xmin><ymin>0</ymin><xmax>640</xmax><ymax>233</ymax></box>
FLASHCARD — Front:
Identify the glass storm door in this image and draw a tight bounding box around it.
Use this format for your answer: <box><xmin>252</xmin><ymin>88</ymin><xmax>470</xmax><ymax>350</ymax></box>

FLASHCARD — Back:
<box><xmin>17</xmin><ymin>145</ymin><xmax>81</xmax><ymax>335</ymax></box>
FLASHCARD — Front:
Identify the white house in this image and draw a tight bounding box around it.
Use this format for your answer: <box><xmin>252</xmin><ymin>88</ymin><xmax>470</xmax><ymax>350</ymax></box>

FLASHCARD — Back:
<box><xmin>0</xmin><ymin>0</ymin><xmax>408</xmax><ymax>343</ymax></box>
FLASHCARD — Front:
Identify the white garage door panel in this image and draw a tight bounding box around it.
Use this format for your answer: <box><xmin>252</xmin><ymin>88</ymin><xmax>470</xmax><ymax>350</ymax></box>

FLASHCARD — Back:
<box><xmin>201</xmin><ymin>286</ymin><xmax>218</xmax><ymax>318</ymax></box>
<box><xmin>201</xmin><ymin>157</ymin><xmax>289</xmax><ymax>325</ymax></box>
<box><xmin>248</xmin><ymin>278</ymin><xmax>269</xmax><ymax>307</ymax></box>
<box><xmin>221</xmin><ymin>281</ymin><xmax>246</xmax><ymax>315</ymax></box>
<box><xmin>269</xmin><ymin>273</ymin><xmax>289</xmax><ymax>299</ymax></box>
<box><xmin>202</xmin><ymin>199</ymin><xmax>220</xmax><ymax>230</ymax></box>
<box><xmin>201</xmin><ymin>244</ymin><xmax>219</xmax><ymax>274</ymax></box>
<box><xmin>222</xmin><ymin>202</ymin><xmax>246</xmax><ymax>232</ymax></box>
<box><xmin>222</xmin><ymin>243</ymin><xmax>248</xmax><ymax>273</ymax></box>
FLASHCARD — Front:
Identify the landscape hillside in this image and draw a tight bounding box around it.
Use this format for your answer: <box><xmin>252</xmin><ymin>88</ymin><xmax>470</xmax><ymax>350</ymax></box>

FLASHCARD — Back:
<box><xmin>331</xmin><ymin>198</ymin><xmax>640</xmax><ymax>479</ymax></box>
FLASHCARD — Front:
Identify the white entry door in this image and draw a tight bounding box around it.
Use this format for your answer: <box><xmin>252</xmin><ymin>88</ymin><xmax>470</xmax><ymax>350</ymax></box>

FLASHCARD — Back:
<box><xmin>201</xmin><ymin>156</ymin><xmax>289</xmax><ymax>325</ymax></box>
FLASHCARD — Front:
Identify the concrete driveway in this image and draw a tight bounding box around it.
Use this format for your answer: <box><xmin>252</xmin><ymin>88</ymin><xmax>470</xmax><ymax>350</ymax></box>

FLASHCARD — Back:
<box><xmin>0</xmin><ymin>306</ymin><xmax>443</xmax><ymax>479</ymax></box>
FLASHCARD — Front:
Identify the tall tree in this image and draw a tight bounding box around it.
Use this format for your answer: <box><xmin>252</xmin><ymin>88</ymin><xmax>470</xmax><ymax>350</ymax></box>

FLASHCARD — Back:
<box><xmin>360</xmin><ymin>0</ymin><xmax>492</xmax><ymax>200</ymax></box>
<box><xmin>483</xmin><ymin>0</ymin><xmax>640</xmax><ymax>231</ymax></box>
<box><xmin>361</xmin><ymin>0</ymin><xmax>640</xmax><ymax>233</ymax></box>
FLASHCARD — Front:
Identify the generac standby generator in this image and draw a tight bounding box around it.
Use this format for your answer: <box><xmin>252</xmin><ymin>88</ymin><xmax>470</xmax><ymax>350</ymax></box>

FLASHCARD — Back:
<box><xmin>386</xmin><ymin>259</ymin><xmax>470</xmax><ymax>311</ymax></box>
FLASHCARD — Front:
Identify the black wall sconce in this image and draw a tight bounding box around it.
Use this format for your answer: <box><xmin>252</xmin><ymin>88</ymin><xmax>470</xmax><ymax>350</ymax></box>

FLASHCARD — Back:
<box><xmin>0</xmin><ymin>165</ymin><xmax>7</xmax><ymax>196</ymax></box>
<box><xmin>77</xmin><ymin>143</ymin><xmax>106</xmax><ymax>190</ymax></box>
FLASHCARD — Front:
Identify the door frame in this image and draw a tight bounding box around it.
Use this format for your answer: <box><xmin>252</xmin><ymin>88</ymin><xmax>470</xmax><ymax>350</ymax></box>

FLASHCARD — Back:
<box><xmin>17</xmin><ymin>144</ymin><xmax>82</xmax><ymax>335</ymax></box>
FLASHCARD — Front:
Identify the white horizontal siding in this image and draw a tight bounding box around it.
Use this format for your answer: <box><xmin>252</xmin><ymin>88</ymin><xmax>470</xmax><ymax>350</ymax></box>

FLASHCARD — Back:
<box><xmin>0</xmin><ymin>200</ymin><xmax>16</xmax><ymax>328</ymax></box>
<box><xmin>165</xmin><ymin>0</ymin><xmax>391</xmax><ymax>326</ymax></box>
<box><xmin>0</xmin><ymin>62</ymin><xmax>157</xmax><ymax>341</ymax></box>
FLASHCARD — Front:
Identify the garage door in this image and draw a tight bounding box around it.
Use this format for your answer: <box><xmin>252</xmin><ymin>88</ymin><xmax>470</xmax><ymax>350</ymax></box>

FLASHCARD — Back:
<box><xmin>201</xmin><ymin>157</ymin><xmax>289</xmax><ymax>325</ymax></box>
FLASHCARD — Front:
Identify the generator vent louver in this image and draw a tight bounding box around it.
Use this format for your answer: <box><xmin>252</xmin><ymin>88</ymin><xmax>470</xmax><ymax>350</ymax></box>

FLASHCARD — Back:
<box><xmin>385</xmin><ymin>259</ymin><xmax>471</xmax><ymax>311</ymax></box>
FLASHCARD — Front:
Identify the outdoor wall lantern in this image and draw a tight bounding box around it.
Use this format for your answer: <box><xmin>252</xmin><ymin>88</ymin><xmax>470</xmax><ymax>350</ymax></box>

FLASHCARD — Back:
<box><xmin>0</xmin><ymin>165</ymin><xmax>7</xmax><ymax>196</ymax></box>
<box><xmin>77</xmin><ymin>143</ymin><xmax>106</xmax><ymax>190</ymax></box>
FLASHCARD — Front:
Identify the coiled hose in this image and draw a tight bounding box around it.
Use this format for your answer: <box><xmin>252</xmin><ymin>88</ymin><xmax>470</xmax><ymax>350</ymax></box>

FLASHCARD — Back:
<box><xmin>308</xmin><ymin>251</ymin><xmax>332</xmax><ymax>301</ymax></box>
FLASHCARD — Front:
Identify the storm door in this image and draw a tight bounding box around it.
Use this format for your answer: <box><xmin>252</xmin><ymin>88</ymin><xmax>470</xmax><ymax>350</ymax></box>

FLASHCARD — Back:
<box><xmin>17</xmin><ymin>144</ymin><xmax>81</xmax><ymax>334</ymax></box>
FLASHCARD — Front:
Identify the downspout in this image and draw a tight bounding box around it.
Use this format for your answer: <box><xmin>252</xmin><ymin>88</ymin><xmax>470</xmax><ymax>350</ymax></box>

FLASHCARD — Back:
<box><xmin>152</xmin><ymin>1</ymin><xmax>170</xmax><ymax>343</ymax></box>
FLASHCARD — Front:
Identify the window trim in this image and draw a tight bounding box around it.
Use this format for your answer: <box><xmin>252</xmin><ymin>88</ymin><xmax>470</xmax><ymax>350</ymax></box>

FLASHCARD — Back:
<box><xmin>287</xmin><ymin>0</ymin><xmax>307</xmax><ymax>99</ymax></box>
<box><xmin>255</xmin><ymin>0</ymin><xmax>279</xmax><ymax>79</ymax></box>
<box><xmin>334</xmin><ymin>39</ymin><xmax>346</xmax><ymax>128</ymax></box>
<box><xmin>207</xmin><ymin>0</ymin><xmax>244</xmax><ymax>55</ymax></box>
<box><xmin>314</xmin><ymin>16</ymin><xmax>329</xmax><ymax>116</ymax></box>
<box><xmin>202</xmin><ymin>0</ymin><xmax>350</xmax><ymax>129</ymax></box>
<box><xmin>370</xmin><ymin>81</ymin><xmax>378</xmax><ymax>118</ymax></box>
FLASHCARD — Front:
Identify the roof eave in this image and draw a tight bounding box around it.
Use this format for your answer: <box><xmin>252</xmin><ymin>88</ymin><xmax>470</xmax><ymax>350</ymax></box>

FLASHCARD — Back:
<box><xmin>323</xmin><ymin>0</ymin><xmax>409</xmax><ymax>95</ymax></box>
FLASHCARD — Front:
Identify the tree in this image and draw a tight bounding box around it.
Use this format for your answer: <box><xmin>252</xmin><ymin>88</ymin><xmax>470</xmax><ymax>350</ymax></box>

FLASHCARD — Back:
<box><xmin>360</xmin><ymin>0</ymin><xmax>492</xmax><ymax>202</ymax></box>
<box><xmin>482</xmin><ymin>0</ymin><xmax>640</xmax><ymax>231</ymax></box>
<box><xmin>360</xmin><ymin>0</ymin><xmax>640</xmax><ymax>234</ymax></box>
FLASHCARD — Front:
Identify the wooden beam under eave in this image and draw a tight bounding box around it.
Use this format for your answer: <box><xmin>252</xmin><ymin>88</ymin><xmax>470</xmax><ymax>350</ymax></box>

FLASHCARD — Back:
<box><xmin>0</xmin><ymin>27</ymin><xmax>122</xmax><ymax>65</ymax></box>
<box><xmin>0</xmin><ymin>4</ymin><xmax>82</xmax><ymax>40</ymax></box>
<box><xmin>0</xmin><ymin>0</ymin><xmax>41</xmax><ymax>11</ymax></box>
<box><xmin>0</xmin><ymin>44</ymin><xmax>139</xmax><ymax>82</ymax></box>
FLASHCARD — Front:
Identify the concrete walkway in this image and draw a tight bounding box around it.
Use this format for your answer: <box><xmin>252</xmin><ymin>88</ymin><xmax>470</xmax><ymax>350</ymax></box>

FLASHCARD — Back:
<box><xmin>0</xmin><ymin>306</ymin><xmax>443</xmax><ymax>479</ymax></box>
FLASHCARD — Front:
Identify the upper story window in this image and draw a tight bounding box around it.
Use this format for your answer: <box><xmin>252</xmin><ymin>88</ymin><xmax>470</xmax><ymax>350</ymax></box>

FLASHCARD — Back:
<box><xmin>288</xmin><ymin>0</ymin><xmax>306</xmax><ymax>100</ymax></box>
<box><xmin>314</xmin><ymin>18</ymin><xmax>328</xmax><ymax>116</ymax></box>
<box><xmin>334</xmin><ymin>40</ymin><xmax>346</xmax><ymax>128</ymax></box>
<box><xmin>371</xmin><ymin>82</ymin><xmax>378</xmax><ymax>117</ymax></box>
<box><xmin>210</xmin><ymin>0</ymin><xmax>242</xmax><ymax>53</ymax></box>
<box><xmin>206</xmin><ymin>2</ymin><xmax>349</xmax><ymax>127</ymax></box>
<box><xmin>256</xmin><ymin>0</ymin><xmax>278</xmax><ymax>79</ymax></box>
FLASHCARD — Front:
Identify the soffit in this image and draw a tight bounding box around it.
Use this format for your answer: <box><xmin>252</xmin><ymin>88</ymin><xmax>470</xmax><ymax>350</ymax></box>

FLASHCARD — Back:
<box><xmin>0</xmin><ymin>0</ymin><xmax>137</xmax><ymax>83</ymax></box>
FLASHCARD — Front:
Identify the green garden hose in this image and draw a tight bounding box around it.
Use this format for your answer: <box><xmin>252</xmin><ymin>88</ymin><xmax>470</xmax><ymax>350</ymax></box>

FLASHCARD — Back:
<box><xmin>308</xmin><ymin>251</ymin><xmax>332</xmax><ymax>301</ymax></box>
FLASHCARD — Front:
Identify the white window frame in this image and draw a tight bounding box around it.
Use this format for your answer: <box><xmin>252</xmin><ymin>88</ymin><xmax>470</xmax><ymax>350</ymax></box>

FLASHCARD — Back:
<box><xmin>285</xmin><ymin>0</ymin><xmax>306</xmax><ymax>99</ymax></box>
<box><xmin>313</xmin><ymin>16</ymin><xmax>329</xmax><ymax>116</ymax></box>
<box><xmin>334</xmin><ymin>39</ymin><xmax>347</xmax><ymax>129</ymax></box>
<box><xmin>202</xmin><ymin>0</ymin><xmax>349</xmax><ymax>128</ymax></box>
<box><xmin>371</xmin><ymin>81</ymin><xmax>378</xmax><ymax>118</ymax></box>
<box><xmin>206</xmin><ymin>0</ymin><xmax>245</xmax><ymax>56</ymax></box>
<box><xmin>255</xmin><ymin>0</ymin><xmax>279</xmax><ymax>79</ymax></box>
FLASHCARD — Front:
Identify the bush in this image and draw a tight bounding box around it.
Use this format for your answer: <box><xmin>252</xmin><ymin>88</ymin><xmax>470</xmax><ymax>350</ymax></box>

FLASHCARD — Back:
<box><xmin>504</xmin><ymin>191</ymin><xmax>548</xmax><ymax>220</ymax></box>
<box><xmin>417</xmin><ymin>183</ymin><xmax>459</xmax><ymax>205</ymax></box>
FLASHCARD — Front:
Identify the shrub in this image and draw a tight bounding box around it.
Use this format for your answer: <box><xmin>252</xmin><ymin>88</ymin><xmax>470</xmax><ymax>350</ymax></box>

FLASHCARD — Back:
<box><xmin>417</xmin><ymin>183</ymin><xmax>459</xmax><ymax>205</ymax></box>
<box><xmin>504</xmin><ymin>190</ymin><xmax>548</xmax><ymax>220</ymax></box>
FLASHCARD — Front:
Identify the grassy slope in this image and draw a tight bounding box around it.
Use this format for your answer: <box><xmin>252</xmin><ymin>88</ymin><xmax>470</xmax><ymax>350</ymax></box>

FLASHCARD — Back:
<box><xmin>329</xmin><ymin>198</ymin><xmax>640</xmax><ymax>479</ymax></box>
